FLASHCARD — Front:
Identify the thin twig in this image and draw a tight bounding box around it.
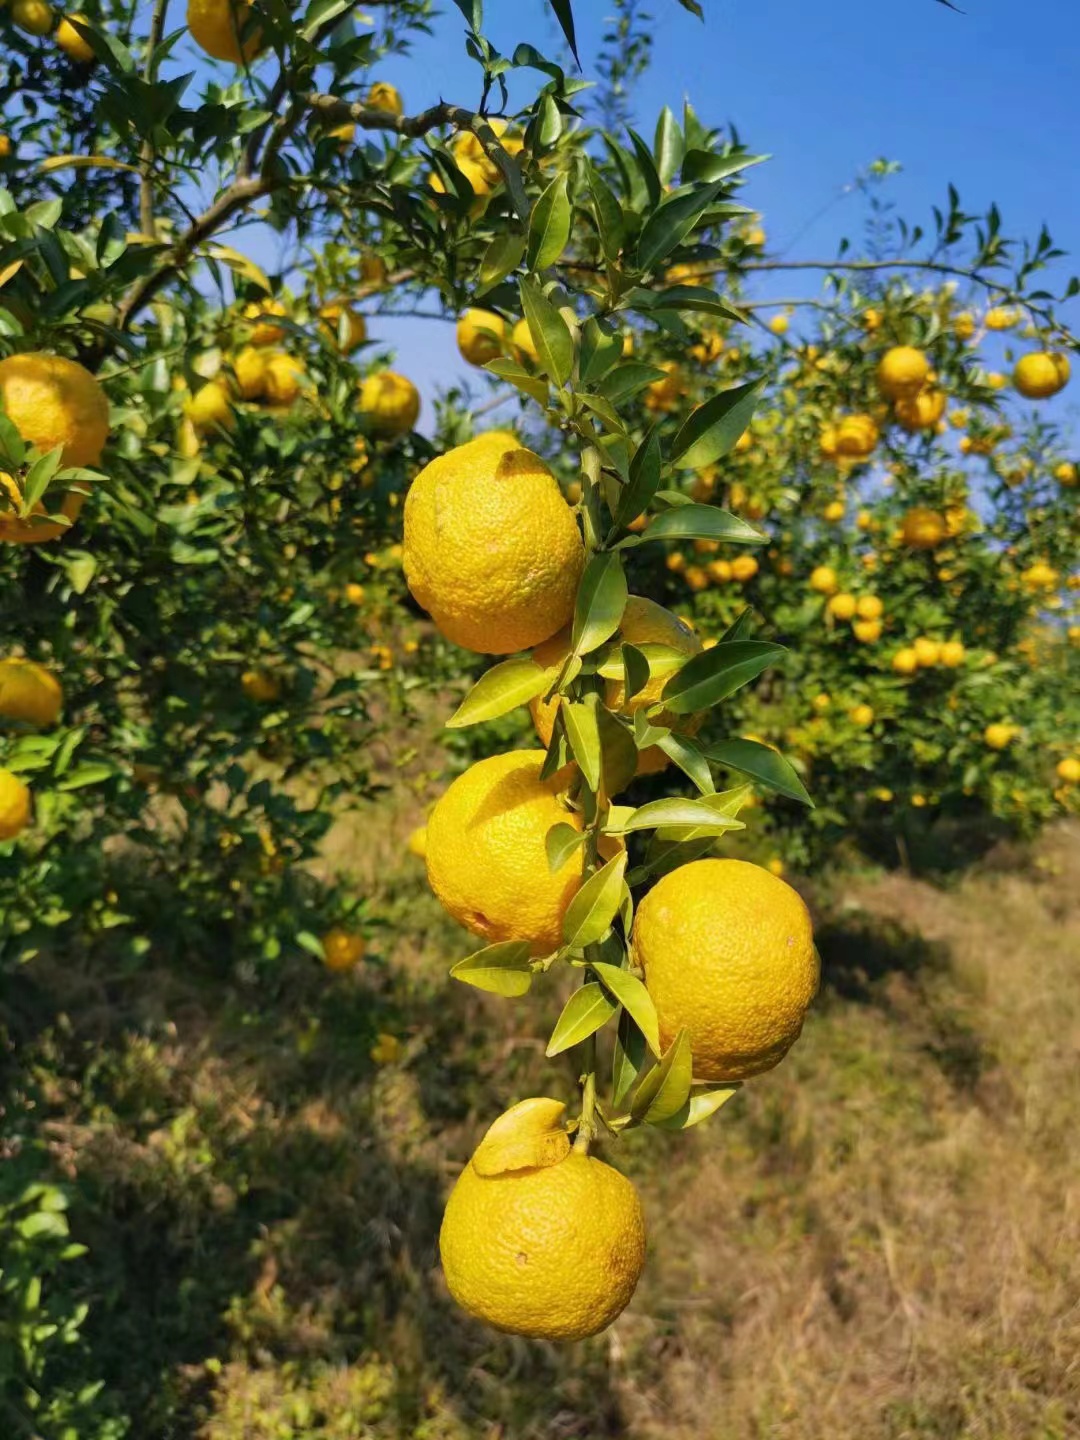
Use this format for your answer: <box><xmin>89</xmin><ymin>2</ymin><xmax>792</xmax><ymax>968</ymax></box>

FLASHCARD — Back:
<box><xmin>138</xmin><ymin>0</ymin><xmax>170</xmax><ymax>237</ymax></box>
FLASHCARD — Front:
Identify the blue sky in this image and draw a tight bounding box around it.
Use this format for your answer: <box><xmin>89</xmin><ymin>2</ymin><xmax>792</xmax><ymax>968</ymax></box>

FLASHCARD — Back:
<box><xmin>335</xmin><ymin>0</ymin><xmax>1080</xmax><ymax>431</ymax></box>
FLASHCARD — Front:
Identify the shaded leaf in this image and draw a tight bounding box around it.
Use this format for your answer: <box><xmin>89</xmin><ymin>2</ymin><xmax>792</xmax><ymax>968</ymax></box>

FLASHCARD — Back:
<box><xmin>670</xmin><ymin>380</ymin><xmax>765</xmax><ymax>469</ymax></box>
<box><xmin>661</xmin><ymin>641</ymin><xmax>786</xmax><ymax>714</ymax></box>
<box><xmin>546</xmin><ymin>981</ymin><xmax>617</xmax><ymax>1057</ymax></box>
<box><xmin>631</xmin><ymin>1029</ymin><xmax>693</xmax><ymax>1121</ymax></box>
<box><xmin>519</xmin><ymin>277</ymin><xmax>574</xmax><ymax>386</ymax></box>
<box><xmin>562</xmin><ymin>851</ymin><xmax>627</xmax><ymax>948</ymax></box>
<box><xmin>591</xmin><ymin>961</ymin><xmax>661</xmax><ymax>1055</ymax></box>
<box><xmin>546</xmin><ymin>821</ymin><xmax>584</xmax><ymax>873</ymax></box>
<box><xmin>704</xmin><ymin>738</ymin><xmax>813</xmax><ymax>806</ymax></box>
<box><xmin>527</xmin><ymin>173</ymin><xmax>572</xmax><ymax>270</ymax></box>
<box><xmin>572</xmin><ymin>550</ymin><xmax>627</xmax><ymax>655</ymax></box>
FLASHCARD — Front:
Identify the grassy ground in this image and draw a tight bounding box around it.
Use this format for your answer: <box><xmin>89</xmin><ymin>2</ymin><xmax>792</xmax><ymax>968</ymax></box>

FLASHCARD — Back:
<box><xmin>5</xmin><ymin>731</ymin><xmax>1079</xmax><ymax>1438</ymax></box>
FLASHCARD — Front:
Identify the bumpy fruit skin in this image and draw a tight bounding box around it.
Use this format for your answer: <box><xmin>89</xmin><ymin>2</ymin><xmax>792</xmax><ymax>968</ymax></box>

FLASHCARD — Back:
<box><xmin>900</xmin><ymin>507</ymin><xmax>947</xmax><ymax>550</ymax></box>
<box><xmin>0</xmin><ymin>471</ymin><xmax>86</xmax><ymax>544</ymax></box>
<box><xmin>531</xmin><ymin>596</ymin><xmax>701</xmax><ymax>776</ymax></box>
<box><xmin>876</xmin><ymin>345</ymin><xmax>929</xmax><ymax>399</ymax></box>
<box><xmin>186</xmin><ymin>0</ymin><xmax>262</xmax><ymax>62</ymax></box>
<box><xmin>358</xmin><ymin>371</ymin><xmax>420</xmax><ymax>436</ymax></box>
<box><xmin>457</xmin><ymin>309</ymin><xmax>507</xmax><ymax>367</ymax></box>
<box><xmin>0</xmin><ymin>768</ymin><xmax>31</xmax><ymax>841</ymax></box>
<box><xmin>633</xmin><ymin>858</ymin><xmax>819</xmax><ymax>1082</ymax></box>
<box><xmin>894</xmin><ymin>388</ymin><xmax>946</xmax><ymax>431</ymax></box>
<box><xmin>55</xmin><ymin>13</ymin><xmax>95</xmax><ymax>60</ymax></box>
<box><xmin>440</xmin><ymin>1112</ymin><xmax>645</xmax><ymax>1341</ymax></box>
<box><xmin>403</xmin><ymin>433</ymin><xmax>584</xmax><ymax>655</ymax></box>
<box><xmin>321</xmin><ymin>928</ymin><xmax>365</xmax><ymax>971</ymax></box>
<box><xmin>0</xmin><ymin>353</ymin><xmax>109</xmax><ymax>468</ymax></box>
<box><xmin>0</xmin><ymin>659</ymin><xmax>62</xmax><ymax>728</ymax></box>
<box><xmin>425</xmin><ymin>750</ymin><xmax>584</xmax><ymax>954</ymax></box>
<box><xmin>1013</xmin><ymin>352</ymin><xmax>1070</xmax><ymax>400</ymax></box>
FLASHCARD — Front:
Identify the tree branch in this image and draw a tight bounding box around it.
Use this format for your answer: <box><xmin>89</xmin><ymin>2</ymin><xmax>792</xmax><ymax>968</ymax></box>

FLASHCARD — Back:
<box><xmin>138</xmin><ymin>0</ymin><xmax>170</xmax><ymax>237</ymax></box>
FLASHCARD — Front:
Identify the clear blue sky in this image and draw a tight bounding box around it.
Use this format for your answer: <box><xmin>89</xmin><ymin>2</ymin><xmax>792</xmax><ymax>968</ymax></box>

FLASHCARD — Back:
<box><xmin>210</xmin><ymin>0</ymin><xmax>1080</xmax><ymax>431</ymax></box>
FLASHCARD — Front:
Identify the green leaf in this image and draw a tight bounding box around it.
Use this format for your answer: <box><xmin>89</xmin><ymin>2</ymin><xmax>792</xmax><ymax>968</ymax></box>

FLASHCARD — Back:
<box><xmin>655</xmin><ymin>732</ymin><xmax>714</xmax><ymax>794</ymax></box>
<box><xmin>55</xmin><ymin>762</ymin><xmax>114</xmax><ymax>791</ymax></box>
<box><xmin>621</xmin><ymin>643</ymin><xmax>650</xmax><ymax>702</ymax></box>
<box><xmin>562</xmin><ymin>698</ymin><xmax>601</xmax><ymax>792</ymax></box>
<box><xmin>580</xmin><ymin>317</ymin><xmax>623</xmax><ymax>383</ymax></box>
<box><xmin>591</xmin><ymin>962</ymin><xmax>661</xmax><ymax>1055</ymax></box>
<box><xmin>544</xmin><ymin>0</ymin><xmax>580</xmax><ymax>62</ymax></box>
<box><xmin>720</xmin><ymin>607</ymin><xmax>755</xmax><ymax>643</ymax></box>
<box><xmin>579</xmin><ymin>393</ymin><xmax>626</xmax><ymax>435</ymax></box>
<box><xmin>585</xmin><ymin>161</ymin><xmax>625</xmax><ymax>263</ymax></box>
<box><xmin>599</xmin><ymin>362</ymin><xmax>670</xmax><ymax>406</ymax></box>
<box><xmin>612</xmin><ymin>1010</ymin><xmax>649</xmax><ymax>1107</ymax></box>
<box><xmin>638</xmin><ymin>504</ymin><xmax>766</xmax><ymax>546</ymax></box>
<box><xmin>626</xmin><ymin>129</ymin><xmax>663</xmax><ymax>209</ymax></box>
<box><xmin>572</xmin><ymin>550</ymin><xmax>627</xmax><ymax>655</ymax></box>
<box><xmin>596</xmin><ymin>705</ymin><xmax>638</xmax><ymax>797</ymax></box>
<box><xmin>562</xmin><ymin>851</ymin><xmax>627</xmax><ymax>948</ymax></box>
<box><xmin>527</xmin><ymin>173</ymin><xmax>572</xmax><ymax>270</ymax></box>
<box><xmin>704</xmin><ymin>738</ymin><xmax>814</xmax><ymax>806</ymax></box>
<box><xmin>681</xmin><ymin>149</ymin><xmax>767</xmax><ymax>184</ymax></box>
<box><xmin>607</xmin><ymin>796</ymin><xmax>742</xmax><ymax>835</ymax></box>
<box><xmin>643</xmin><ymin>285</ymin><xmax>748</xmax><ymax>325</ymax></box>
<box><xmin>661</xmin><ymin>640</ymin><xmax>786</xmax><ymax>714</ymax></box>
<box><xmin>653</xmin><ymin>106</ymin><xmax>684</xmax><ymax>185</ymax></box>
<box><xmin>546</xmin><ymin>821</ymin><xmax>584</xmax><ymax>873</ymax></box>
<box><xmin>670</xmin><ymin>380</ymin><xmax>765</xmax><ymax>469</ymax></box>
<box><xmin>546</xmin><ymin>981</ymin><xmax>617</xmax><ymax>1057</ymax></box>
<box><xmin>446</xmin><ymin>657</ymin><xmax>554</xmax><ymax>728</ymax></box>
<box><xmin>483</xmin><ymin>356</ymin><xmax>549</xmax><ymax>405</ymax></box>
<box><xmin>613</xmin><ymin>425</ymin><xmax>661</xmax><ymax>528</ymax></box>
<box><xmin>450</xmin><ymin>940</ymin><xmax>533</xmax><ymax>997</ymax></box>
<box><xmin>519</xmin><ymin>277</ymin><xmax>574</xmax><ymax>386</ymax></box>
<box><xmin>478</xmin><ymin>232</ymin><xmax>525</xmax><ymax>292</ymax></box>
<box><xmin>635</xmin><ymin>180</ymin><xmax>724</xmax><ymax>272</ymax></box>
<box><xmin>20</xmin><ymin>446</ymin><xmax>64</xmax><ymax>514</ymax></box>
<box><xmin>631</xmin><ymin>1029</ymin><xmax>693</xmax><ymax>1122</ymax></box>
<box><xmin>652</xmin><ymin>1085</ymin><xmax>739</xmax><ymax>1131</ymax></box>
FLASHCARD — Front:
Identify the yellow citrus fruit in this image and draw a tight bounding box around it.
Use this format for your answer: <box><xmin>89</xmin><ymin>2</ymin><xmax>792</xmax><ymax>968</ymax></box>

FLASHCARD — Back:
<box><xmin>894</xmin><ymin>387</ymin><xmax>946</xmax><ymax>431</ymax></box>
<box><xmin>241</xmin><ymin>669</ymin><xmax>280</xmax><ymax>703</ymax></box>
<box><xmin>55</xmin><ymin>12</ymin><xmax>94</xmax><ymax>60</ymax></box>
<box><xmin>531</xmin><ymin>596</ymin><xmax>702</xmax><ymax>777</ymax></box>
<box><xmin>0</xmin><ymin>353</ymin><xmax>109</xmax><ymax>467</ymax></box>
<box><xmin>892</xmin><ymin>647</ymin><xmax>918</xmax><ymax>676</ymax></box>
<box><xmin>186</xmin><ymin>379</ymin><xmax>233</xmax><ymax>433</ymax></box>
<box><xmin>1013</xmin><ymin>352</ymin><xmax>1070</xmax><ymax>400</ymax></box>
<box><xmin>707</xmin><ymin>558</ymin><xmax>732</xmax><ymax>583</ymax></box>
<box><xmin>913</xmin><ymin>637</ymin><xmax>940</xmax><ymax>667</ymax></box>
<box><xmin>876</xmin><ymin>346</ymin><xmax>929</xmax><ymax>399</ymax></box>
<box><xmin>186</xmin><ymin>0</ymin><xmax>262</xmax><ymax>62</ymax></box>
<box><xmin>0</xmin><ymin>136</ymin><xmax>11</xmax><ymax>160</ymax></box>
<box><xmin>319</xmin><ymin>303</ymin><xmax>367</xmax><ymax>352</ymax></box>
<box><xmin>1056</xmin><ymin>758</ymin><xmax>1080</xmax><ymax>785</ymax></box>
<box><xmin>850</xmin><ymin>703</ymin><xmax>874</xmax><ymax>727</ymax></box>
<box><xmin>984</xmin><ymin>723</ymin><xmax>1016</xmax><ymax>751</ymax></box>
<box><xmin>262</xmin><ymin>352</ymin><xmax>305</xmax><ymax>407</ymax></box>
<box><xmin>900</xmin><ymin>507</ymin><xmax>946</xmax><ymax>550</ymax></box>
<box><xmin>0</xmin><ymin>659</ymin><xmax>62</xmax><ymax>727</ymax></box>
<box><xmin>231</xmin><ymin>346</ymin><xmax>269</xmax><ymax>400</ymax></box>
<box><xmin>358</xmin><ymin>371</ymin><xmax>420</xmax><ymax>436</ymax></box>
<box><xmin>633</xmin><ymin>858</ymin><xmax>818</xmax><ymax>1081</ymax></box>
<box><xmin>939</xmin><ymin>640</ymin><xmax>965</xmax><ymax>667</ymax></box>
<box><xmin>406</xmin><ymin>824</ymin><xmax>427</xmax><ymax>858</ymax></box>
<box><xmin>823</xmin><ymin>500</ymin><xmax>845</xmax><ymax>523</ymax></box>
<box><xmin>425</xmin><ymin>750</ymin><xmax>589</xmax><ymax>954</ymax></box>
<box><xmin>244</xmin><ymin>299</ymin><xmax>286</xmax><ymax>345</ymax></box>
<box><xmin>343</xmin><ymin>582</ymin><xmax>365</xmax><ymax>605</ymax></box>
<box><xmin>809</xmin><ymin>565</ymin><xmax>838</xmax><ymax>595</ymax></box>
<box><xmin>953</xmin><ymin>312</ymin><xmax>976</xmax><ymax>341</ymax></box>
<box><xmin>768</xmin><ymin>313</ymin><xmax>789</xmax><ymax>335</ymax></box>
<box><xmin>827</xmin><ymin>592</ymin><xmax>857</xmax><ymax>620</ymax></box>
<box><xmin>327</xmin><ymin>121</ymin><xmax>355</xmax><ymax>146</ymax></box>
<box><xmin>811</xmin><ymin>692</ymin><xmax>831</xmax><ymax>713</ymax></box>
<box><xmin>509</xmin><ymin>317</ymin><xmax>538</xmax><ymax>366</ymax></box>
<box><xmin>644</xmin><ymin>360</ymin><xmax>685</xmax><ymax>413</ymax></box>
<box><xmin>856</xmin><ymin>594</ymin><xmax>883</xmax><ymax>621</ymax></box>
<box><xmin>1054</xmin><ymin>461</ymin><xmax>1077</xmax><ymax>486</ymax></box>
<box><xmin>853</xmin><ymin>618</ymin><xmax>882</xmax><ymax>643</ymax></box>
<box><xmin>12</xmin><ymin>0</ymin><xmax>54</xmax><ymax>33</ymax></box>
<box><xmin>457</xmin><ymin>309</ymin><xmax>507</xmax><ymax>367</ymax></box>
<box><xmin>0</xmin><ymin>470</ymin><xmax>86</xmax><ymax>545</ymax></box>
<box><xmin>984</xmin><ymin>306</ymin><xmax>1018</xmax><ymax>331</ymax></box>
<box><xmin>439</xmin><ymin>1098</ymin><xmax>645</xmax><ymax>1341</ymax></box>
<box><xmin>367</xmin><ymin>81</ymin><xmax>403</xmax><ymax>115</ymax></box>
<box><xmin>730</xmin><ymin>554</ymin><xmax>759</xmax><ymax>582</ymax></box>
<box><xmin>1021</xmin><ymin>561</ymin><xmax>1058</xmax><ymax>591</ymax></box>
<box><xmin>834</xmin><ymin>413</ymin><xmax>879</xmax><ymax>457</ymax></box>
<box><xmin>403</xmin><ymin>433</ymin><xmax>583</xmax><ymax>654</ymax></box>
<box><xmin>862</xmin><ymin>308</ymin><xmax>882</xmax><ymax>330</ymax></box>
<box><xmin>0</xmin><ymin>768</ymin><xmax>31</xmax><ymax>840</ymax></box>
<box><xmin>321</xmin><ymin>928</ymin><xmax>365</xmax><ymax>971</ymax></box>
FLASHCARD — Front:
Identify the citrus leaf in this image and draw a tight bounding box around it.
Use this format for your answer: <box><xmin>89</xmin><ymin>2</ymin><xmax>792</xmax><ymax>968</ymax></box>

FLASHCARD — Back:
<box><xmin>446</xmin><ymin>657</ymin><xmax>554</xmax><ymax>728</ymax></box>
<box><xmin>638</xmin><ymin>504</ymin><xmax>766</xmax><ymax>546</ymax></box>
<box><xmin>670</xmin><ymin>380</ymin><xmax>765</xmax><ymax>469</ymax></box>
<box><xmin>478</xmin><ymin>232</ymin><xmax>526</xmax><ymax>292</ymax></box>
<box><xmin>612</xmin><ymin>1009</ymin><xmax>649</xmax><ymax>1107</ymax></box>
<box><xmin>661</xmin><ymin>640</ymin><xmax>786</xmax><ymax>714</ymax></box>
<box><xmin>450</xmin><ymin>940</ymin><xmax>533</xmax><ymax>997</ymax></box>
<box><xmin>651</xmin><ymin>1085</ymin><xmax>739</xmax><ymax>1131</ymax></box>
<box><xmin>572</xmin><ymin>550</ymin><xmax>627</xmax><ymax>655</ymax></box>
<box><xmin>591</xmin><ymin>961</ymin><xmax>661</xmax><ymax>1056</ymax></box>
<box><xmin>704</xmin><ymin>738</ymin><xmax>813</xmax><ymax>806</ymax></box>
<box><xmin>546</xmin><ymin>821</ymin><xmax>584</xmax><ymax>873</ymax></box>
<box><xmin>484</xmin><ymin>356</ymin><xmax>549</xmax><ymax>404</ymax></box>
<box><xmin>596</xmin><ymin>705</ymin><xmax>638</xmax><ymax>797</ymax></box>
<box><xmin>635</xmin><ymin>179</ymin><xmax>725</xmax><ymax>272</ymax></box>
<box><xmin>621</xmin><ymin>643</ymin><xmax>650</xmax><ymax>702</ymax></box>
<box><xmin>655</xmin><ymin>732</ymin><xmax>715</xmax><ymax>794</ymax></box>
<box><xmin>580</xmin><ymin>316</ymin><xmax>623</xmax><ymax>383</ymax></box>
<box><xmin>205</xmin><ymin>244</ymin><xmax>272</xmax><ymax>294</ymax></box>
<box><xmin>585</xmin><ymin>160</ymin><xmax>625</xmax><ymax>263</ymax></box>
<box><xmin>613</xmin><ymin>424</ymin><xmax>661</xmax><ymax>528</ymax></box>
<box><xmin>519</xmin><ymin>276</ymin><xmax>574</xmax><ymax>387</ymax></box>
<box><xmin>545</xmin><ymin>981</ymin><xmax>617</xmax><ymax>1057</ymax></box>
<box><xmin>561</xmin><ymin>698</ymin><xmax>601</xmax><ymax>792</ymax></box>
<box><xmin>562</xmin><ymin>850</ymin><xmax>627</xmax><ymax>948</ymax></box>
<box><xmin>39</xmin><ymin>154</ymin><xmax>141</xmax><ymax>175</ymax></box>
<box><xmin>607</xmin><ymin>796</ymin><xmax>741</xmax><ymax>835</ymax></box>
<box><xmin>527</xmin><ymin>172</ymin><xmax>571</xmax><ymax>270</ymax></box>
<box><xmin>631</xmin><ymin>1029</ymin><xmax>693</xmax><ymax>1121</ymax></box>
<box><xmin>599</xmin><ymin>362</ymin><xmax>670</xmax><ymax>406</ymax></box>
<box><xmin>596</xmin><ymin>643</ymin><xmax>687</xmax><ymax>684</ymax></box>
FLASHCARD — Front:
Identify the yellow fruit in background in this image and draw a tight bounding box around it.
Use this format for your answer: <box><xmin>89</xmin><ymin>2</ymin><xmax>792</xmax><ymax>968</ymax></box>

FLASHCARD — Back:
<box><xmin>0</xmin><ymin>353</ymin><xmax>109</xmax><ymax>467</ymax></box>
<box><xmin>707</xmin><ymin>558</ymin><xmax>732</xmax><ymax>583</ymax></box>
<box><xmin>862</xmin><ymin>308</ymin><xmax>882</xmax><ymax>330</ymax></box>
<box><xmin>232</xmin><ymin>346</ymin><xmax>269</xmax><ymax>401</ymax></box>
<box><xmin>768</xmin><ymin>313</ymin><xmax>789</xmax><ymax>335</ymax></box>
<box><xmin>809</xmin><ymin>565</ymin><xmax>838</xmax><ymax>595</ymax></box>
<box><xmin>425</xmin><ymin>750</ymin><xmax>587</xmax><ymax>954</ymax></box>
<box><xmin>1056</xmin><ymin>758</ymin><xmax>1080</xmax><ymax>785</ymax></box>
<box><xmin>406</xmin><ymin>824</ymin><xmax>427</xmax><ymax>858</ymax></box>
<box><xmin>853</xmin><ymin>619</ymin><xmax>882</xmax><ymax>643</ymax></box>
<box><xmin>403</xmin><ymin>433</ymin><xmax>583</xmax><ymax>655</ymax></box>
<box><xmin>244</xmin><ymin>299</ymin><xmax>286</xmax><ymax>345</ymax></box>
<box><xmin>730</xmin><ymin>554</ymin><xmax>759</xmax><ymax>582</ymax></box>
<box><xmin>856</xmin><ymin>594</ymin><xmax>883</xmax><ymax>621</ymax></box>
<box><xmin>186</xmin><ymin>0</ymin><xmax>262</xmax><ymax>62</ymax></box>
<box><xmin>827</xmin><ymin>592</ymin><xmax>857</xmax><ymax>620</ymax></box>
<box><xmin>894</xmin><ymin>387</ymin><xmax>946</xmax><ymax>431</ymax></box>
<box><xmin>319</xmin><ymin>303</ymin><xmax>367</xmax><ymax>353</ymax></box>
<box><xmin>358</xmin><ymin>371</ymin><xmax>420</xmax><ymax>436</ymax></box>
<box><xmin>644</xmin><ymin>360</ymin><xmax>685</xmax><ymax>413</ymax></box>
<box><xmin>1021</xmin><ymin>561</ymin><xmax>1058</xmax><ymax>591</ymax></box>
<box><xmin>241</xmin><ymin>669</ymin><xmax>280</xmax><ymax>703</ymax></box>
<box><xmin>985</xmin><ymin>371</ymin><xmax>1007</xmax><ymax>390</ymax></box>
<box><xmin>367</xmin><ymin>81</ymin><xmax>403</xmax><ymax>116</ymax></box>
<box><xmin>892</xmin><ymin>648</ymin><xmax>918</xmax><ymax>676</ymax></box>
<box><xmin>877</xmin><ymin>346</ymin><xmax>929</xmax><ymax>399</ymax></box>
<box><xmin>1</xmin><ymin>470</ymin><xmax>86</xmax><ymax>545</ymax></box>
<box><xmin>0</xmin><ymin>659</ymin><xmax>62</xmax><ymax>728</ymax></box>
<box><xmin>55</xmin><ymin>12</ymin><xmax>95</xmax><ymax>60</ymax></box>
<box><xmin>818</xmin><ymin>425</ymin><xmax>838</xmax><ymax>459</ymax></box>
<box><xmin>327</xmin><ymin>121</ymin><xmax>355</xmax><ymax>146</ymax></box>
<box><xmin>1013</xmin><ymin>352</ymin><xmax>1070</xmax><ymax>399</ymax></box>
<box><xmin>900</xmin><ymin>507</ymin><xmax>946</xmax><ymax>550</ymax></box>
<box><xmin>344</xmin><ymin>582</ymin><xmax>365</xmax><ymax>605</ymax></box>
<box><xmin>633</xmin><ymin>858</ymin><xmax>818</xmax><ymax>1081</ymax></box>
<box><xmin>850</xmin><ymin>703</ymin><xmax>874</xmax><ymax>727</ymax></box>
<box><xmin>811</xmin><ymin>692</ymin><xmax>831</xmax><ymax>713</ymax></box>
<box><xmin>531</xmin><ymin>596</ymin><xmax>702</xmax><ymax>777</ymax></box>
<box><xmin>457</xmin><ymin>309</ymin><xmax>507</xmax><ymax>367</ymax></box>
<box><xmin>509</xmin><ymin>317</ymin><xmax>538</xmax><ymax>365</ymax></box>
<box><xmin>1055</xmin><ymin>461</ymin><xmax>1077</xmax><ymax>486</ymax></box>
<box><xmin>823</xmin><ymin>500</ymin><xmax>845</xmax><ymax>523</ymax></box>
<box><xmin>984</xmin><ymin>723</ymin><xmax>1016</xmax><ymax>751</ymax></box>
<box><xmin>939</xmin><ymin>640</ymin><xmax>966</xmax><ymax>667</ymax></box>
<box><xmin>834</xmin><ymin>413</ymin><xmax>878</xmax><ymax>457</ymax></box>
<box><xmin>321</xmin><ymin>928</ymin><xmax>365</xmax><ymax>971</ymax></box>
<box><xmin>0</xmin><ymin>769</ymin><xmax>31</xmax><ymax>840</ymax></box>
<box><xmin>914</xmin><ymin>637</ymin><xmax>941</xmax><ymax>667</ymax></box>
<box><xmin>187</xmin><ymin>379</ymin><xmax>233</xmax><ymax>433</ymax></box>
<box><xmin>12</xmin><ymin>0</ymin><xmax>54</xmax><ymax>34</ymax></box>
<box><xmin>0</xmin><ymin>136</ymin><xmax>11</xmax><ymax>160</ymax></box>
<box><xmin>262</xmin><ymin>352</ymin><xmax>305</xmax><ymax>407</ymax></box>
<box><xmin>439</xmin><ymin>1099</ymin><xmax>645</xmax><ymax>1340</ymax></box>
<box><xmin>953</xmin><ymin>312</ymin><xmax>976</xmax><ymax>341</ymax></box>
<box><xmin>984</xmin><ymin>306</ymin><xmax>1018</xmax><ymax>331</ymax></box>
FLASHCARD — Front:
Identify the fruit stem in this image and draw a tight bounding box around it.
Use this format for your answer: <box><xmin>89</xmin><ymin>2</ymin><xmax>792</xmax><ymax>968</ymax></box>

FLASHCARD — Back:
<box><xmin>574</xmin><ymin>1033</ymin><xmax>599</xmax><ymax>1154</ymax></box>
